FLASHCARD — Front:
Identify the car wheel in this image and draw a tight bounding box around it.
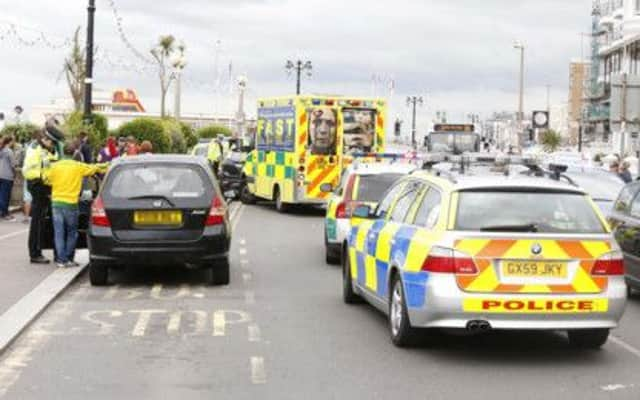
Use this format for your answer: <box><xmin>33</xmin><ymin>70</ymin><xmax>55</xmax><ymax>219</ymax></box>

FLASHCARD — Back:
<box><xmin>389</xmin><ymin>275</ymin><xmax>418</xmax><ymax>347</ymax></box>
<box><xmin>568</xmin><ymin>329</ymin><xmax>610</xmax><ymax>349</ymax></box>
<box><xmin>325</xmin><ymin>231</ymin><xmax>341</xmax><ymax>265</ymax></box>
<box><xmin>342</xmin><ymin>246</ymin><xmax>362</xmax><ymax>304</ymax></box>
<box><xmin>89</xmin><ymin>262</ymin><xmax>108</xmax><ymax>286</ymax></box>
<box><xmin>274</xmin><ymin>187</ymin><xmax>288</xmax><ymax>213</ymax></box>
<box><xmin>211</xmin><ymin>258</ymin><xmax>230</xmax><ymax>286</ymax></box>
<box><xmin>240</xmin><ymin>185</ymin><xmax>255</xmax><ymax>205</ymax></box>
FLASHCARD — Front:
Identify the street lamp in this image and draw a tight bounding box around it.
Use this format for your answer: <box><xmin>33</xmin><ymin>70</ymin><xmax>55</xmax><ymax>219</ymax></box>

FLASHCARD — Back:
<box><xmin>513</xmin><ymin>41</ymin><xmax>525</xmax><ymax>148</ymax></box>
<box><xmin>236</xmin><ymin>75</ymin><xmax>248</xmax><ymax>139</ymax></box>
<box><xmin>407</xmin><ymin>96</ymin><xmax>424</xmax><ymax>149</ymax></box>
<box><xmin>172</xmin><ymin>46</ymin><xmax>187</xmax><ymax>121</ymax></box>
<box><xmin>286</xmin><ymin>60</ymin><xmax>312</xmax><ymax>95</ymax></box>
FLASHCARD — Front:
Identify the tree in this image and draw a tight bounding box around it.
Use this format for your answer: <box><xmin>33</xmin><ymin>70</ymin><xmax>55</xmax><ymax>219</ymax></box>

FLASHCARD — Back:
<box><xmin>118</xmin><ymin>118</ymin><xmax>172</xmax><ymax>154</ymax></box>
<box><xmin>63</xmin><ymin>27</ymin><xmax>86</xmax><ymax>112</ymax></box>
<box><xmin>0</xmin><ymin>123</ymin><xmax>39</xmax><ymax>144</ymax></box>
<box><xmin>180</xmin><ymin>122</ymin><xmax>198</xmax><ymax>149</ymax></box>
<box><xmin>541</xmin><ymin>129</ymin><xmax>562</xmax><ymax>153</ymax></box>
<box><xmin>63</xmin><ymin>111</ymin><xmax>108</xmax><ymax>148</ymax></box>
<box><xmin>150</xmin><ymin>35</ymin><xmax>178</xmax><ymax>118</ymax></box>
<box><xmin>197</xmin><ymin>125</ymin><xmax>232</xmax><ymax>139</ymax></box>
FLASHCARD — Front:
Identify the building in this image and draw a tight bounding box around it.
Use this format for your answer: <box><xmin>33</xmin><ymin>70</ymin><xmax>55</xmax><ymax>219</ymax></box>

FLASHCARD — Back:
<box><xmin>568</xmin><ymin>60</ymin><xmax>590</xmax><ymax>144</ymax></box>
<box><xmin>588</xmin><ymin>0</ymin><xmax>640</xmax><ymax>154</ymax></box>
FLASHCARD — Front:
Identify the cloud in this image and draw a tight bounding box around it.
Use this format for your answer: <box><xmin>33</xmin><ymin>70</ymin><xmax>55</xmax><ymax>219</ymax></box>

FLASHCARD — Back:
<box><xmin>0</xmin><ymin>0</ymin><xmax>592</xmax><ymax>126</ymax></box>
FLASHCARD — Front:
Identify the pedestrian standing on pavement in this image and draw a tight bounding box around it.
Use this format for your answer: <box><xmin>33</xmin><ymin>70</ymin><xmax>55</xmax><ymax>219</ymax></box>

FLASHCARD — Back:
<box><xmin>125</xmin><ymin>136</ymin><xmax>139</xmax><ymax>156</ymax></box>
<box><xmin>619</xmin><ymin>161</ymin><xmax>633</xmax><ymax>184</ymax></box>
<box><xmin>78</xmin><ymin>131</ymin><xmax>93</xmax><ymax>163</ymax></box>
<box><xmin>0</xmin><ymin>136</ymin><xmax>17</xmax><ymax>221</ymax></box>
<box><xmin>44</xmin><ymin>143</ymin><xmax>107</xmax><ymax>268</ymax></box>
<box><xmin>23</xmin><ymin>123</ymin><xmax>63</xmax><ymax>264</ymax></box>
<box><xmin>97</xmin><ymin>136</ymin><xmax>119</xmax><ymax>163</ymax></box>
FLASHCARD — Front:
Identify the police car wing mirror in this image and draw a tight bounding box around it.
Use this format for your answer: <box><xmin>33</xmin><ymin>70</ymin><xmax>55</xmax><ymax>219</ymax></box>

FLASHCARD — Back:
<box><xmin>320</xmin><ymin>183</ymin><xmax>334</xmax><ymax>193</ymax></box>
<box><xmin>353</xmin><ymin>204</ymin><xmax>374</xmax><ymax>219</ymax></box>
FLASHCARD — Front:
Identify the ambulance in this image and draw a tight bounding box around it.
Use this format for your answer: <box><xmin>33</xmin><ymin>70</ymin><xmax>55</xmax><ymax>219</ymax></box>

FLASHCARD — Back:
<box><xmin>243</xmin><ymin>95</ymin><xmax>386</xmax><ymax>212</ymax></box>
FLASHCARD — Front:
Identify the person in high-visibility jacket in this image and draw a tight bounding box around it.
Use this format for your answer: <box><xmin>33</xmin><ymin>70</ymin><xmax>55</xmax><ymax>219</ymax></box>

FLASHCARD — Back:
<box><xmin>23</xmin><ymin>122</ymin><xmax>63</xmax><ymax>264</ymax></box>
<box><xmin>207</xmin><ymin>137</ymin><xmax>223</xmax><ymax>177</ymax></box>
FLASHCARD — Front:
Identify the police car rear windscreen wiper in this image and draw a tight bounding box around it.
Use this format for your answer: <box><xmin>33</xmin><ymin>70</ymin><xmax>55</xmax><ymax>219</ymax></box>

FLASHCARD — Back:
<box><xmin>479</xmin><ymin>223</ymin><xmax>539</xmax><ymax>233</ymax></box>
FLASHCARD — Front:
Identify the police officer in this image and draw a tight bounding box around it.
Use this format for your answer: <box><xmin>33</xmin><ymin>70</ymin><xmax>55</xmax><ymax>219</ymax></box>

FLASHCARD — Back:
<box><xmin>207</xmin><ymin>136</ymin><xmax>224</xmax><ymax>178</ymax></box>
<box><xmin>23</xmin><ymin>119</ymin><xmax>64</xmax><ymax>264</ymax></box>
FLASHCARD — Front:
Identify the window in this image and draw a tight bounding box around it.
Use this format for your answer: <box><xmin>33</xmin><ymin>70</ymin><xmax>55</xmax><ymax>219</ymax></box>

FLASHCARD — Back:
<box><xmin>630</xmin><ymin>193</ymin><xmax>640</xmax><ymax>218</ymax></box>
<box><xmin>413</xmin><ymin>187</ymin><xmax>442</xmax><ymax>229</ymax></box>
<box><xmin>614</xmin><ymin>183</ymin><xmax>639</xmax><ymax>213</ymax></box>
<box><xmin>375</xmin><ymin>182</ymin><xmax>406</xmax><ymax>219</ymax></box>
<box><xmin>107</xmin><ymin>164</ymin><xmax>211</xmax><ymax>200</ymax></box>
<box><xmin>353</xmin><ymin>174</ymin><xmax>405</xmax><ymax>202</ymax></box>
<box><xmin>389</xmin><ymin>182</ymin><xmax>422</xmax><ymax>223</ymax></box>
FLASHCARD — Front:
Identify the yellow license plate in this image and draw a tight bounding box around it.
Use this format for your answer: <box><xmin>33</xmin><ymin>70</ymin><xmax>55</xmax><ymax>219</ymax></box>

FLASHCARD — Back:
<box><xmin>133</xmin><ymin>210</ymin><xmax>182</xmax><ymax>226</ymax></box>
<box><xmin>501</xmin><ymin>261</ymin><xmax>568</xmax><ymax>278</ymax></box>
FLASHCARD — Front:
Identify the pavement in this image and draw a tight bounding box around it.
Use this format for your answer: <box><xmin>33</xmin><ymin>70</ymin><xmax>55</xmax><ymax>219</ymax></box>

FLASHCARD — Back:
<box><xmin>0</xmin><ymin>203</ymin><xmax>639</xmax><ymax>398</ymax></box>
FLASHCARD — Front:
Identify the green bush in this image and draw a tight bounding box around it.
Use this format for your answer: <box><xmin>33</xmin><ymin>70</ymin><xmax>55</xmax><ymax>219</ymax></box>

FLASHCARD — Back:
<box><xmin>117</xmin><ymin>118</ymin><xmax>171</xmax><ymax>154</ymax></box>
<box><xmin>541</xmin><ymin>129</ymin><xmax>562</xmax><ymax>153</ymax></box>
<box><xmin>63</xmin><ymin>111</ymin><xmax>109</xmax><ymax>147</ymax></box>
<box><xmin>181</xmin><ymin>122</ymin><xmax>198</xmax><ymax>149</ymax></box>
<box><xmin>1</xmin><ymin>123</ymin><xmax>40</xmax><ymax>144</ymax></box>
<box><xmin>197</xmin><ymin>124</ymin><xmax>232</xmax><ymax>139</ymax></box>
<box><xmin>160</xmin><ymin>118</ymin><xmax>186</xmax><ymax>154</ymax></box>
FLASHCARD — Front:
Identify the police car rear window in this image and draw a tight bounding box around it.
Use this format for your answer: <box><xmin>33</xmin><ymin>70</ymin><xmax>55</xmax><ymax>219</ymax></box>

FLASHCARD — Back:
<box><xmin>355</xmin><ymin>174</ymin><xmax>405</xmax><ymax>203</ymax></box>
<box><xmin>454</xmin><ymin>191</ymin><xmax>606</xmax><ymax>234</ymax></box>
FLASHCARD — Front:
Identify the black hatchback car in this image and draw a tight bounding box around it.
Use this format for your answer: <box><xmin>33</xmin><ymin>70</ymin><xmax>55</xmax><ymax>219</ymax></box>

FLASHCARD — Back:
<box><xmin>608</xmin><ymin>181</ymin><xmax>640</xmax><ymax>296</ymax></box>
<box><xmin>88</xmin><ymin>155</ymin><xmax>231</xmax><ymax>286</ymax></box>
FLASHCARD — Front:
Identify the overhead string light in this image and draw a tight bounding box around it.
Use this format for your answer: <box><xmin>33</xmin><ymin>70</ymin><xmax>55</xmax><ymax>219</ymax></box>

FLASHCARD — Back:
<box><xmin>0</xmin><ymin>21</ymin><xmax>71</xmax><ymax>50</ymax></box>
<box><xmin>103</xmin><ymin>0</ymin><xmax>154</xmax><ymax>65</ymax></box>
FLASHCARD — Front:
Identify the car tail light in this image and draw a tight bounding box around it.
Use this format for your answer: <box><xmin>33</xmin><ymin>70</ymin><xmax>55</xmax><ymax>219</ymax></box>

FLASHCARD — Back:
<box><xmin>91</xmin><ymin>197</ymin><xmax>111</xmax><ymax>227</ymax></box>
<box><xmin>205</xmin><ymin>196</ymin><xmax>225</xmax><ymax>226</ymax></box>
<box><xmin>591</xmin><ymin>251</ymin><xmax>625</xmax><ymax>276</ymax></box>
<box><xmin>421</xmin><ymin>247</ymin><xmax>478</xmax><ymax>274</ymax></box>
<box><xmin>336</xmin><ymin>202</ymin><xmax>347</xmax><ymax>219</ymax></box>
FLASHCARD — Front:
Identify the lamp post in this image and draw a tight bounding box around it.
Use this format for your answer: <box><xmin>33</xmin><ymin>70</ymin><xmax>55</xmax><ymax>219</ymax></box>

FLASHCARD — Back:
<box><xmin>172</xmin><ymin>48</ymin><xmax>187</xmax><ymax>121</ymax></box>
<box><xmin>286</xmin><ymin>60</ymin><xmax>312</xmax><ymax>95</ymax></box>
<box><xmin>514</xmin><ymin>41</ymin><xmax>525</xmax><ymax>148</ymax></box>
<box><xmin>407</xmin><ymin>96</ymin><xmax>424</xmax><ymax>149</ymax></box>
<box><xmin>236</xmin><ymin>75</ymin><xmax>248</xmax><ymax>139</ymax></box>
<box><xmin>83</xmin><ymin>0</ymin><xmax>96</xmax><ymax>124</ymax></box>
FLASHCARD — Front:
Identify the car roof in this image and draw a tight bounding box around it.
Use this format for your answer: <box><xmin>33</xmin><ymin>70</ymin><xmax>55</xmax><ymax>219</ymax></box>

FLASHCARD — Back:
<box><xmin>110</xmin><ymin>154</ymin><xmax>210</xmax><ymax>168</ymax></box>
<box><xmin>347</xmin><ymin>162</ymin><xmax>418</xmax><ymax>176</ymax></box>
<box><xmin>412</xmin><ymin>169</ymin><xmax>588</xmax><ymax>194</ymax></box>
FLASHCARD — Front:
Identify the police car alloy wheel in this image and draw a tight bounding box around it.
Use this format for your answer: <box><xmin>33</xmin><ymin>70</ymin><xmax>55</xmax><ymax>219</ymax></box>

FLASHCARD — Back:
<box><xmin>389</xmin><ymin>276</ymin><xmax>419</xmax><ymax>347</ymax></box>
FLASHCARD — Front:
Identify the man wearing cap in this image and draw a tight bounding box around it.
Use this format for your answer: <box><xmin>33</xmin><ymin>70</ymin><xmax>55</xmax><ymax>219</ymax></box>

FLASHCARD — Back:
<box><xmin>23</xmin><ymin>120</ymin><xmax>63</xmax><ymax>264</ymax></box>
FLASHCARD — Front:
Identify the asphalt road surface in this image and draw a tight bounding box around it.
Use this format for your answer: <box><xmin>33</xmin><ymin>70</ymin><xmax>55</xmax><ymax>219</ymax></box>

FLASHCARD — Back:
<box><xmin>1</xmin><ymin>204</ymin><xmax>640</xmax><ymax>399</ymax></box>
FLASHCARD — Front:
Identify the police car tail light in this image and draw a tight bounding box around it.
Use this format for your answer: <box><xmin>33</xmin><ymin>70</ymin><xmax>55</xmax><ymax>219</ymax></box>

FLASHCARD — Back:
<box><xmin>91</xmin><ymin>197</ymin><xmax>111</xmax><ymax>227</ymax></box>
<box><xmin>591</xmin><ymin>251</ymin><xmax>625</xmax><ymax>276</ymax></box>
<box><xmin>205</xmin><ymin>196</ymin><xmax>225</xmax><ymax>226</ymax></box>
<box><xmin>421</xmin><ymin>246</ymin><xmax>477</xmax><ymax>274</ymax></box>
<box><xmin>336</xmin><ymin>202</ymin><xmax>348</xmax><ymax>219</ymax></box>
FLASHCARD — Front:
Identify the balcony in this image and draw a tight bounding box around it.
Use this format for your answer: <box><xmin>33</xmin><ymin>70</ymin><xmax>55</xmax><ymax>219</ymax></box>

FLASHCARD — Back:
<box><xmin>598</xmin><ymin>0</ymin><xmax>624</xmax><ymax>19</ymax></box>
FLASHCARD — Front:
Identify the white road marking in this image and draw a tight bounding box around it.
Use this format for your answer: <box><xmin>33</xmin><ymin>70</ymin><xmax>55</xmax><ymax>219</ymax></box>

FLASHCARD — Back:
<box><xmin>240</xmin><ymin>238</ymin><xmax>246</xmax><ymax>246</ymax></box>
<box><xmin>601</xmin><ymin>383</ymin><xmax>636</xmax><ymax>392</ymax></box>
<box><xmin>240</xmin><ymin>259</ymin><xmax>249</xmax><ymax>266</ymax></box>
<box><xmin>79</xmin><ymin>310</ymin><xmax>123</xmax><ymax>336</ymax></box>
<box><xmin>213</xmin><ymin>310</ymin><xmax>251</xmax><ymax>337</ymax></box>
<box><xmin>102</xmin><ymin>285</ymin><xmax>120</xmax><ymax>300</ymax></box>
<box><xmin>239</xmin><ymin>248</ymin><xmax>247</xmax><ymax>256</ymax></box>
<box><xmin>130</xmin><ymin>310</ymin><xmax>167</xmax><ymax>337</ymax></box>
<box><xmin>242</xmin><ymin>272</ymin><xmax>252</xmax><ymax>284</ymax></box>
<box><xmin>0</xmin><ymin>229</ymin><xmax>28</xmax><ymax>241</ymax></box>
<box><xmin>248</xmin><ymin>324</ymin><xmax>261</xmax><ymax>342</ymax></box>
<box><xmin>167</xmin><ymin>311</ymin><xmax>207</xmax><ymax>336</ymax></box>
<box><xmin>250</xmin><ymin>356</ymin><xmax>266</xmax><ymax>384</ymax></box>
<box><xmin>610</xmin><ymin>335</ymin><xmax>640</xmax><ymax>358</ymax></box>
<box><xmin>150</xmin><ymin>284</ymin><xmax>192</xmax><ymax>300</ymax></box>
<box><xmin>245</xmin><ymin>291</ymin><xmax>255</xmax><ymax>305</ymax></box>
<box><xmin>231</xmin><ymin>205</ymin><xmax>245</xmax><ymax>232</ymax></box>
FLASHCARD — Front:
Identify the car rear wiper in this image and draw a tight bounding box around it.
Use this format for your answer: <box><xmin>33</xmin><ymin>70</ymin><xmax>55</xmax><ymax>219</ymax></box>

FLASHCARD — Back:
<box><xmin>480</xmin><ymin>223</ymin><xmax>539</xmax><ymax>233</ymax></box>
<box><xmin>127</xmin><ymin>195</ymin><xmax>175</xmax><ymax>207</ymax></box>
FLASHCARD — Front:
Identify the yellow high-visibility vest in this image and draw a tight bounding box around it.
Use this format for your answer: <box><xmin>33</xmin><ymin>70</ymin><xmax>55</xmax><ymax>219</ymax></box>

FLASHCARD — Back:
<box><xmin>22</xmin><ymin>142</ymin><xmax>57</xmax><ymax>181</ymax></box>
<box><xmin>208</xmin><ymin>140</ymin><xmax>222</xmax><ymax>163</ymax></box>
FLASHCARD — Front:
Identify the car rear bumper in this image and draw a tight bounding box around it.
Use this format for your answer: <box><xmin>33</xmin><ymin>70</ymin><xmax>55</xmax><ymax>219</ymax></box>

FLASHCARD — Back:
<box><xmin>405</xmin><ymin>273</ymin><xmax>627</xmax><ymax>330</ymax></box>
<box><xmin>326</xmin><ymin>218</ymin><xmax>350</xmax><ymax>245</ymax></box>
<box><xmin>88</xmin><ymin>226</ymin><xmax>230</xmax><ymax>266</ymax></box>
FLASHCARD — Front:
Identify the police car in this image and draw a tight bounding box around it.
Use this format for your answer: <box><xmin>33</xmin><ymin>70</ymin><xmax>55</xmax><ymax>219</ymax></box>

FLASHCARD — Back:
<box><xmin>343</xmin><ymin>155</ymin><xmax>627</xmax><ymax>348</ymax></box>
<box><xmin>323</xmin><ymin>157</ymin><xmax>418</xmax><ymax>264</ymax></box>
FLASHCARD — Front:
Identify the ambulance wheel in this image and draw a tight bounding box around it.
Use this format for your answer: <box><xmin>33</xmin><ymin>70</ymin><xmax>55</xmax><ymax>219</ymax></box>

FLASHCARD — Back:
<box><xmin>342</xmin><ymin>245</ymin><xmax>362</xmax><ymax>304</ymax></box>
<box><xmin>89</xmin><ymin>262</ymin><xmax>108</xmax><ymax>286</ymax></box>
<box><xmin>567</xmin><ymin>329</ymin><xmax>609</xmax><ymax>349</ymax></box>
<box><xmin>240</xmin><ymin>185</ymin><xmax>255</xmax><ymax>205</ymax></box>
<box><xmin>389</xmin><ymin>274</ymin><xmax>418</xmax><ymax>347</ymax></box>
<box><xmin>274</xmin><ymin>187</ymin><xmax>288</xmax><ymax>213</ymax></box>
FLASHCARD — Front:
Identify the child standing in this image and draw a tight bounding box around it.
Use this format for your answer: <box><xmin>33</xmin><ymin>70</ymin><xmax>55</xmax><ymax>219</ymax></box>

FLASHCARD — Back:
<box><xmin>44</xmin><ymin>144</ymin><xmax>107</xmax><ymax>268</ymax></box>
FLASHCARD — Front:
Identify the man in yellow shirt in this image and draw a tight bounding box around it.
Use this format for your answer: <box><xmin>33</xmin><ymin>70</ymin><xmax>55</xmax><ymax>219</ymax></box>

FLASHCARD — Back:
<box><xmin>44</xmin><ymin>143</ymin><xmax>108</xmax><ymax>268</ymax></box>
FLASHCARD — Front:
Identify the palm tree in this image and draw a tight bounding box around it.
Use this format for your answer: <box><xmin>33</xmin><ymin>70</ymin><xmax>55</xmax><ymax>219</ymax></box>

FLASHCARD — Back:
<box><xmin>151</xmin><ymin>35</ymin><xmax>177</xmax><ymax>118</ymax></box>
<box><xmin>541</xmin><ymin>129</ymin><xmax>562</xmax><ymax>152</ymax></box>
<box><xmin>64</xmin><ymin>27</ymin><xmax>86</xmax><ymax>111</ymax></box>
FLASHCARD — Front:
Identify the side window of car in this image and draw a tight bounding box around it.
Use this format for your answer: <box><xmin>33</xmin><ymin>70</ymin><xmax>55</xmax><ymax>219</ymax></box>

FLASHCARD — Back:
<box><xmin>389</xmin><ymin>182</ymin><xmax>421</xmax><ymax>223</ymax></box>
<box><xmin>376</xmin><ymin>182</ymin><xmax>406</xmax><ymax>219</ymax></box>
<box><xmin>413</xmin><ymin>186</ymin><xmax>443</xmax><ymax>229</ymax></box>
<box><xmin>630</xmin><ymin>193</ymin><xmax>640</xmax><ymax>219</ymax></box>
<box><xmin>614</xmin><ymin>183</ymin><xmax>640</xmax><ymax>213</ymax></box>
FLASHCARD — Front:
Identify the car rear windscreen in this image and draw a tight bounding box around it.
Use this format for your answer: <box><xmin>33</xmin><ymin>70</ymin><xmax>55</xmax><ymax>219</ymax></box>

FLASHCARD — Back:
<box><xmin>455</xmin><ymin>190</ymin><xmax>606</xmax><ymax>233</ymax></box>
<box><xmin>106</xmin><ymin>164</ymin><xmax>211</xmax><ymax>199</ymax></box>
<box><xmin>355</xmin><ymin>174</ymin><xmax>404</xmax><ymax>202</ymax></box>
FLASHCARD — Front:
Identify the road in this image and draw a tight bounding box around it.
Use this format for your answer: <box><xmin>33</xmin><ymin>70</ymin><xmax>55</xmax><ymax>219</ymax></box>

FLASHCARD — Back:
<box><xmin>0</xmin><ymin>203</ymin><xmax>640</xmax><ymax>399</ymax></box>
